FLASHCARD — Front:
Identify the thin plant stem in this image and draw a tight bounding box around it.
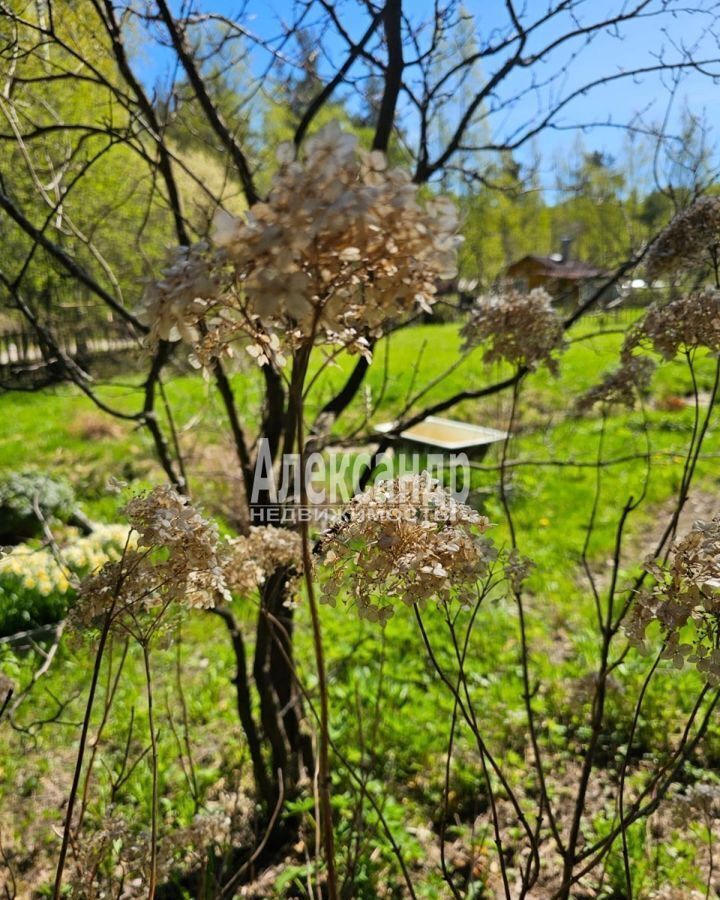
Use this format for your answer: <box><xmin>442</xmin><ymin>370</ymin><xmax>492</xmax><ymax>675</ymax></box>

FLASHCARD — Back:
<box><xmin>618</xmin><ymin>647</ymin><xmax>664</xmax><ymax>898</ymax></box>
<box><xmin>705</xmin><ymin>814</ymin><xmax>714</xmax><ymax>900</ymax></box>
<box><xmin>294</xmin><ymin>338</ymin><xmax>338</xmax><ymax>900</ymax></box>
<box><xmin>53</xmin><ymin>611</ymin><xmax>113</xmax><ymax>899</ymax></box>
<box><xmin>141</xmin><ymin>642</ymin><xmax>159</xmax><ymax>899</ymax></box>
<box><xmin>557</xmin><ymin>687</ymin><xmax>720</xmax><ymax>897</ymax></box>
<box><xmin>415</xmin><ymin>605</ymin><xmax>514</xmax><ymax>900</ymax></box>
<box><xmin>174</xmin><ymin>632</ymin><xmax>200</xmax><ymax>812</ymax></box>
<box><xmin>498</xmin><ymin>375</ymin><xmax>562</xmax><ymax>870</ymax></box>
<box><xmin>262</xmin><ymin>608</ymin><xmax>418</xmax><ymax>900</ymax></box>
<box><xmin>77</xmin><ymin>636</ymin><xmax>130</xmax><ymax>830</ymax></box>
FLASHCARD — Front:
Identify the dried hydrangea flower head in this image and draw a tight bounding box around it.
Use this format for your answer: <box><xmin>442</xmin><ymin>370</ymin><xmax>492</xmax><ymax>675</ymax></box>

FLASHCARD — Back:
<box><xmin>68</xmin><ymin>789</ymin><xmax>253</xmax><ymax>896</ymax></box>
<box><xmin>72</xmin><ymin>551</ymin><xmax>146</xmax><ymax>627</ymax></box>
<box><xmin>318</xmin><ymin>473</ymin><xmax>495</xmax><ymax>623</ymax></box>
<box><xmin>671</xmin><ymin>782</ymin><xmax>720</xmax><ymax>827</ymax></box>
<box><xmin>624</xmin><ymin>287</ymin><xmax>720</xmax><ymax>360</ymax></box>
<box><xmin>504</xmin><ymin>548</ymin><xmax>535</xmax><ymax>593</ymax></box>
<box><xmin>646</xmin><ymin>196</ymin><xmax>720</xmax><ymax>280</ymax></box>
<box><xmin>142</xmin><ymin>121</ymin><xmax>461</xmax><ymax>366</ymax></box>
<box><xmin>67</xmin><ymin>813</ymin><xmax>151</xmax><ymax>899</ymax></box>
<box><xmin>139</xmin><ymin>243</ymin><xmax>218</xmax><ymax>345</ymax></box>
<box><xmin>574</xmin><ymin>352</ymin><xmax>655</xmax><ymax>412</ymax></box>
<box><xmin>223</xmin><ymin>525</ymin><xmax>303</xmax><ymax>597</ymax></box>
<box><xmin>625</xmin><ymin>516</ymin><xmax>720</xmax><ymax>681</ymax></box>
<box><xmin>72</xmin><ymin>486</ymin><xmax>229</xmax><ymax>627</ymax></box>
<box><xmin>123</xmin><ymin>486</ymin><xmax>229</xmax><ymax>609</ymax></box>
<box><xmin>461</xmin><ymin>287</ymin><xmax>565</xmax><ymax>374</ymax></box>
<box><xmin>156</xmin><ymin>785</ymin><xmax>253</xmax><ymax>883</ymax></box>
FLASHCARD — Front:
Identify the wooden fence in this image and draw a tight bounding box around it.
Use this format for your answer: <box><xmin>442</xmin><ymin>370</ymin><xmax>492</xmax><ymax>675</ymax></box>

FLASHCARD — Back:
<box><xmin>0</xmin><ymin>304</ymin><xmax>645</xmax><ymax>373</ymax></box>
<box><xmin>0</xmin><ymin>321</ymin><xmax>138</xmax><ymax>368</ymax></box>
<box><xmin>586</xmin><ymin>304</ymin><xmax>645</xmax><ymax>325</ymax></box>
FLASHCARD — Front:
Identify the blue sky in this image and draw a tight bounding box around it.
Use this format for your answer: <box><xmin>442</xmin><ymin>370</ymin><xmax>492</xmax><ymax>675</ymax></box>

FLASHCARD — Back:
<box><xmin>137</xmin><ymin>0</ymin><xmax>720</xmax><ymax>180</ymax></box>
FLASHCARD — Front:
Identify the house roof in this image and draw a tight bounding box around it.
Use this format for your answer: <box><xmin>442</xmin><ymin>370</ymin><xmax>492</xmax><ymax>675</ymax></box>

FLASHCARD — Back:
<box><xmin>506</xmin><ymin>255</ymin><xmax>607</xmax><ymax>281</ymax></box>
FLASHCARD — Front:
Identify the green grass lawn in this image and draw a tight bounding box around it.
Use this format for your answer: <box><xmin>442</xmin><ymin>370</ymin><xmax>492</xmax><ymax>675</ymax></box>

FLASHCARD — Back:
<box><xmin>1</xmin><ymin>314</ymin><xmax>719</xmax><ymax>897</ymax></box>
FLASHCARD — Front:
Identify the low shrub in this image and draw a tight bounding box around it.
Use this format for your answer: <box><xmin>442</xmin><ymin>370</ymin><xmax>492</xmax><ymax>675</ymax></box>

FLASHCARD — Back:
<box><xmin>0</xmin><ymin>471</ymin><xmax>76</xmax><ymax>544</ymax></box>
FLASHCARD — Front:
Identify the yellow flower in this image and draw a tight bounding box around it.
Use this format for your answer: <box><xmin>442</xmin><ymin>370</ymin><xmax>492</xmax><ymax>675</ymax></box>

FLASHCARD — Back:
<box><xmin>539</xmin><ymin>517</ymin><xmax>551</xmax><ymax>528</ymax></box>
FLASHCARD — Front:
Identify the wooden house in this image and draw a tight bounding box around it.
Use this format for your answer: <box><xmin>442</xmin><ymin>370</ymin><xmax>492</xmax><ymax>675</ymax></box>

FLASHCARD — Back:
<box><xmin>504</xmin><ymin>239</ymin><xmax>613</xmax><ymax>309</ymax></box>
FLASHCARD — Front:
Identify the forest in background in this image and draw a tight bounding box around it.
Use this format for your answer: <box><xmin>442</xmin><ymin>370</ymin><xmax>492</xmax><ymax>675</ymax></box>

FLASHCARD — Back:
<box><xmin>2</xmin><ymin>2</ymin><xmax>716</xmax><ymax>332</ymax></box>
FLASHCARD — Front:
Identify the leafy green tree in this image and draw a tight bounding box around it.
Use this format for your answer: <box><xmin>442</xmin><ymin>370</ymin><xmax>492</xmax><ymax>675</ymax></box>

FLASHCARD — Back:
<box><xmin>551</xmin><ymin>142</ymin><xmax>628</xmax><ymax>266</ymax></box>
<box><xmin>0</xmin><ymin>4</ymin><xmax>173</xmax><ymax>325</ymax></box>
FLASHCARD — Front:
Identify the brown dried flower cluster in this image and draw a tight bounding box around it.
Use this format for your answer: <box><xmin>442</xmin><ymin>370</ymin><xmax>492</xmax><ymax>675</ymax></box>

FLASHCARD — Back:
<box><xmin>318</xmin><ymin>473</ymin><xmax>495</xmax><ymax>623</ymax></box>
<box><xmin>72</xmin><ymin>487</ymin><xmax>229</xmax><ymax>627</ymax></box>
<box><xmin>670</xmin><ymin>782</ymin><xmax>720</xmax><ymax>827</ymax></box>
<box><xmin>139</xmin><ymin>243</ymin><xmax>218</xmax><ymax>345</ymax></box>
<box><xmin>67</xmin><ymin>813</ymin><xmax>151</xmax><ymax>899</ymax></box>
<box><xmin>575</xmin><ymin>353</ymin><xmax>656</xmax><ymax>412</ymax></box>
<box><xmin>626</xmin><ymin>517</ymin><xmax>720</xmax><ymax>682</ymax></box>
<box><xmin>646</xmin><ymin>195</ymin><xmax>720</xmax><ymax>278</ymax></box>
<box><xmin>67</xmin><ymin>790</ymin><xmax>253</xmax><ymax>898</ymax></box>
<box><xmin>624</xmin><ymin>287</ymin><xmax>720</xmax><ymax>360</ymax></box>
<box><xmin>223</xmin><ymin>525</ymin><xmax>303</xmax><ymax>597</ymax></box>
<box><xmin>142</xmin><ymin>121</ymin><xmax>461</xmax><ymax>366</ymax></box>
<box><xmin>504</xmin><ymin>548</ymin><xmax>535</xmax><ymax>593</ymax></box>
<box><xmin>123</xmin><ymin>486</ymin><xmax>229</xmax><ymax>607</ymax></box>
<box><xmin>161</xmin><ymin>787</ymin><xmax>253</xmax><ymax>875</ymax></box>
<box><xmin>461</xmin><ymin>287</ymin><xmax>565</xmax><ymax>374</ymax></box>
<box><xmin>71</xmin><ymin>553</ymin><xmax>155</xmax><ymax>628</ymax></box>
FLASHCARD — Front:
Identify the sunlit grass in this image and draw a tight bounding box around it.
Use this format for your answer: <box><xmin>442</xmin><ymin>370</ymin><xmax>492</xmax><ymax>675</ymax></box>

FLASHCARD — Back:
<box><xmin>1</xmin><ymin>312</ymin><xmax>718</xmax><ymax>896</ymax></box>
